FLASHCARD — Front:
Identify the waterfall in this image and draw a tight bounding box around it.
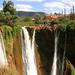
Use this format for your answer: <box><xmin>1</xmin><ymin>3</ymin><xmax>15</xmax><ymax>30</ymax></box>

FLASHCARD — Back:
<box><xmin>21</xmin><ymin>27</ymin><xmax>38</xmax><ymax>75</ymax></box>
<box><xmin>61</xmin><ymin>31</ymin><xmax>66</xmax><ymax>75</ymax></box>
<box><xmin>61</xmin><ymin>50</ymin><xmax>65</xmax><ymax>75</ymax></box>
<box><xmin>51</xmin><ymin>30</ymin><xmax>59</xmax><ymax>75</ymax></box>
<box><xmin>0</xmin><ymin>32</ymin><xmax>8</xmax><ymax>67</ymax></box>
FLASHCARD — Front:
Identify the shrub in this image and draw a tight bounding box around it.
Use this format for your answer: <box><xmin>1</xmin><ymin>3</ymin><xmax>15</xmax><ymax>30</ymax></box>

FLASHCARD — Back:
<box><xmin>2</xmin><ymin>25</ymin><xmax>12</xmax><ymax>42</ymax></box>
<box><xmin>23</xmin><ymin>17</ymin><xmax>32</xmax><ymax>22</ymax></box>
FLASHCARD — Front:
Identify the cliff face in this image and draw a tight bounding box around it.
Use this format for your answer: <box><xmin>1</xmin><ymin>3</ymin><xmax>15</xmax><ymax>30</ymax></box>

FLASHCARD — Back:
<box><xmin>35</xmin><ymin>29</ymin><xmax>54</xmax><ymax>75</ymax></box>
<box><xmin>2</xmin><ymin>26</ymin><xmax>75</xmax><ymax>75</ymax></box>
<box><xmin>4</xmin><ymin>32</ymin><xmax>23</xmax><ymax>75</ymax></box>
<box><xmin>66</xmin><ymin>29</ymin><xmax>75</xmax><ymax>67</ymax></box>
<box><xmin>13</xmin><ymin>33</ymin><xmax>23</xmax><ymax>75</ymax></box>
<box><xmin>27</xmin><ymin>27</ymin><xmax>75</xmax><ymax>75</ymax></box>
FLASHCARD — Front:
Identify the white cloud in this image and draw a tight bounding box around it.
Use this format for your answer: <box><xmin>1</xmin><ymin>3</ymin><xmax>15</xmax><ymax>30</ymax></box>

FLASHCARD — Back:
<box><xmin>44</xmin><ymin>2</ymin><xmax>64</xmax><ymax>9</ymax></box>
<box><xmin>61</xmin><ymin>0</ymin><xmax>75</xmax><ymax>6</ymax></box>
<box><xmin>0</xmin><ymin>8</ymin><xmax>2</xmax><ymax>10</ymax></box>
<box><xmin>44</xmin><ymin>1</ymin><xmax>73</xmax><ymax>13</ymax></box>
<box><xmin>44</xmin><ymin>2</ymin><xmax>70</xmax><ymax>9</ymax></box>
<box><xmin>16</xmin><ymin>4</ymin><xmax>33</xmax><ymax>11</ymax></box>
<box><xmin>16</xmin><ymin>0</ymin><xmax>44</xmax><ymax>2</ymax></box>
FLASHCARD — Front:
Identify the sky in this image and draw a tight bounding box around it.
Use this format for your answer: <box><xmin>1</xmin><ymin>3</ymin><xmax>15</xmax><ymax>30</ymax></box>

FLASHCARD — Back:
<box><xmin>0</xmin><ymin>0</ymin><xmax>75</xmax><ymax>14</ymax></box>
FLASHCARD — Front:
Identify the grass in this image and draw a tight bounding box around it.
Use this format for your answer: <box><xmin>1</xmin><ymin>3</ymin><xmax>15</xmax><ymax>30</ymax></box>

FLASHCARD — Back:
<box><xmin>15</xmin><ymin>21</ymin><xmax>35</xmax><ymax>26</ymax></box>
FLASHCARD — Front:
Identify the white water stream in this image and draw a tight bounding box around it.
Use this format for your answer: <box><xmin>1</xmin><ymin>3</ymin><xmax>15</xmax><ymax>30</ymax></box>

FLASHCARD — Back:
<box><xmin>21</xmin><ymin>27</ymin><xmax>38</xmax><ymax>75</ymax></box>
<box><xmin>0</xmin><ymin>32</ymin><xmax>8</xmax><ymax>67</ymax></box>
<box><xmin>51</xmin><ymin>30</ymin><xmax>59</xmax><ymax>75</ymax></box>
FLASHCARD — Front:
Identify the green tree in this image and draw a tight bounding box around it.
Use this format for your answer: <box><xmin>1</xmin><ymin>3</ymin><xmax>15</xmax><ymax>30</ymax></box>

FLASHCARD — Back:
<box><xmin>3</xmin><ymin>0</ymin><xmax>6</xmax><ymax>8</ymax></box>
<box><xmin>0</xmin><ymin>11</ymin><xmax>5</xmax><ymax>25</ymax></box>
<box><xmin>4</xmin><ymin>12</ymin><xmax>19</xmax><ymax>26</ymax></box>
<box><xmin>34</xmin><ymin>13</ymin><xmax>41</xmax><ymax>24</ymax></box>
<box><xmin>0</xmin><ymin>11</ymin><xmax>19</xmax><ymax>26</ymax></box>
<box><xmin>3</xmin><ymin>1</ymin><xmax>16</xmax><ymax>15</ymax></box>
<box><xmin>0</xmin><ymin>1</ymin><xmax>19</xmax><ymax>26</ymax></box>
<box><xmin>59</xmin><ymin>17</ymin><xmax>75</xmax><ymax>31</ymax></box>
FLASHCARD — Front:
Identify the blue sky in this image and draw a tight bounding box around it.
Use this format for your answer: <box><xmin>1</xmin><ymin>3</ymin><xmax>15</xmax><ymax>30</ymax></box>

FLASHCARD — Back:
<box><xmin>0</xmin><ymin>0</ymin><xmax>75</xmax><ymax>14</ymax></box>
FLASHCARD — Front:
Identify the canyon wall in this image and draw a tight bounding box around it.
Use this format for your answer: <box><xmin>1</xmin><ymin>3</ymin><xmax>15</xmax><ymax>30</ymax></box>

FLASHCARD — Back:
<box><xmin>3</xmin><ymin>27</ymin><xmax>75</xmax><ymax>75</ymax></box>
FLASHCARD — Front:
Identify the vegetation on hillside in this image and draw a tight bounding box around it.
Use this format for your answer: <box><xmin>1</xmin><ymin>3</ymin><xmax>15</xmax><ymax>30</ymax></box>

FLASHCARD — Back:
<box><xmin>0</xmin><ymin>0</ymin><xmax>75</xmax><ymax>28</ymax></box>
<box><xmin>50</xmin><ymin>17</ymin><xmax>75</xmax><ymax>31</ymax></box>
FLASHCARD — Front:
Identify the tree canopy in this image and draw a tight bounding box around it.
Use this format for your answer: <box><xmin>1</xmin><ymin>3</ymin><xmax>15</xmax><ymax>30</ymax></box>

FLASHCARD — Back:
<box><xmin>3</xmin><ymin>1</ymin><xmax>16</xmax><ymax>15</ymax></box>
<box><xmin>0</xmin><ymin>1</ymin><xmax>19</xmax><ymax>26</ymax></box>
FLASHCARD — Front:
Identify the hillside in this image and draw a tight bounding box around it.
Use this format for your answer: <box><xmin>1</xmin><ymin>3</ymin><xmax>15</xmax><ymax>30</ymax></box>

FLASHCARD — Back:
<box><xmin>16</xmin><ymin>11</ymin><xmax>46</xmax><ymax>17</ymax></box>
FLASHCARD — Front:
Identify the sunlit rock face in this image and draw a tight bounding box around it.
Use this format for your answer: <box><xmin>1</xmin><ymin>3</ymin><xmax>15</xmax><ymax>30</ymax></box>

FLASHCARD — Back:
<box><xmin>13</xmin><ymin>32</ymin><xmax>23</xmax><ymax>75</ymax></box>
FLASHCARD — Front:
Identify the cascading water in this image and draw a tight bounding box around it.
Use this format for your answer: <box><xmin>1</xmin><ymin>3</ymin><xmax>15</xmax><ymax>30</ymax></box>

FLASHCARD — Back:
<box><xmin>61</xmin><ymin>50</ymin><xmax>65</xmax><ymax>75</ymax></box>
<box><xmin>21</xmin><ymin>27</ymin><xmax>38</xmax><ymax>75</ymax></box>
<box><xmin>51</xmin><ymin>30</ymin><xmax>59</xmax><ymax>75</ymax></box>
<box><xmin>0</xmin><ymin>32</ymin><xmax>8</xmax><ymax>67</ymax></box>
<box><xmin>61</xmin><ymin>32</ymin><xmax>66</xmax><ymax>75</ymax></box>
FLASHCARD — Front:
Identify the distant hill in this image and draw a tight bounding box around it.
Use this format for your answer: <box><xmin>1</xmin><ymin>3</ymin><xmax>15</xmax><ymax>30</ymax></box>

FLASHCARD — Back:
<box><xmin>16</xmin><ymin>11</ymin><xmax>46</xmax><ymax>17</ymax></box>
